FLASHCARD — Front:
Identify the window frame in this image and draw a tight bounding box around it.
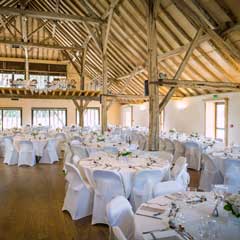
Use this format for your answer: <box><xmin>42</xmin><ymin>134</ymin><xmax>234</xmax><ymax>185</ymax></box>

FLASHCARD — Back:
<box><xmin>31</xmin><ymin>108</ymin><xmax>67</xmax><ymax>127</ymax></box>
<box><xmin>204</xmin><ymin>98</ymin><xmax>228</xmax><ymax>145</ymax></box>
<box><xmin>0</xmin><ymin>107</ymin><xmax>22</xmax><ymax>130</ymax></box>
<box><xmin>76</xmin><ymin>107</ymin><xmax>100</xmax><ymax>127</ymax></box>
<box><xmin>215</xmin><ymin>102</ymin><xmax>225</xmax><ymax>141</ymax></box>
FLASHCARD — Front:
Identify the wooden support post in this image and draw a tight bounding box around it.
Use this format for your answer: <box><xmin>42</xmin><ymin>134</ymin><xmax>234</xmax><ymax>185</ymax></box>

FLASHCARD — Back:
<box><xmin>147</xmin><ymin>0</ymin><xmax>159</xmax><ymax>151</ymax></box>
<box><xmin>101</xmin><ymin>24</ymin><xmax>108</xmax><ymax>133</ymax></box>
<box><xmin>159</xmin><ymin>27</ymin><xmax>203</xmax><ymax>113</ymax></box>
<box><xmin>78</xmin><ymin>46</ymin><xmax>88</xmax><ymax>127</ymax></box>
<box><xmin>20</xmin><ymin>2</ymin><xmax>29</xmax><ymax>81</ymax></box>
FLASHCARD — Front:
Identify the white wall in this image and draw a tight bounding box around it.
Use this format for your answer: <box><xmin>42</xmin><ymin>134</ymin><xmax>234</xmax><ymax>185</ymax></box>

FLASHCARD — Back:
<box><xmin>0</xmin><ymin>98</ymin><xmax>121</xmax><ymax>127</ymax></box>
<box><xmin>120</xmin><ymin>92</ymin><xmax>240</xmax><ymax>145</ymax></box>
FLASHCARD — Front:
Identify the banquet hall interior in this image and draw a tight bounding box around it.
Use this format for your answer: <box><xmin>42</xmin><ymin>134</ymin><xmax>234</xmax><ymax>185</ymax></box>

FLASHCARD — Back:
<box><xmin>0</xmin><ymin>0</ymin><xmax>240</xmax><ymax>240</ymax></box>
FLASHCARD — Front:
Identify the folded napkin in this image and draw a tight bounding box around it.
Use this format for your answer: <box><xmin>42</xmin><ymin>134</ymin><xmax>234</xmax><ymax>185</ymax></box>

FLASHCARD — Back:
<box><xmin>140</xmin><ymin>204</ymin><xmax>166</xmax><ymax>213</ymax></box>
<box><xmin>143</xmin><ymin>230</ymin><xmax>184</xmax><ymax>240</ymax></box>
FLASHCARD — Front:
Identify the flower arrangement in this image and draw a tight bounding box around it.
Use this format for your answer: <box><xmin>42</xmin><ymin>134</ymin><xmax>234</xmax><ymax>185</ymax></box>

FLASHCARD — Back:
<box><xmin>169</xmin><ymin>128</ymin><xmax>176</xmax><ymax>133</ymax></box>
<box><xmin>118</xmin><ymin>150</ymin><xmax>132</xmax><ymax>157</ymax></box>
<box><xmin>97</xmin><ymin>135</ymin><xmax>105</xmax><ymax>142</ymax></box>
<box><xmin>31</xmin><ymin>130</ymin><xmax>39</xmax><ymax>139</ymax></box>
<box><xmin>12</xmin><ymin>127</ymin><xmax>21</xmax><ymax>134</ymax></box>
<box><xmin>224</xmin><ymin>194</ymin><xmax>240</xmax><ymax>218</ymax></box>
<box><xmin>190</xmin><ymin>132</ymin><xmax>199</xmax><ymax>138</ymax></box>
<box><xmin>56</xmin><ymin>127</ymin><xmax>61</xmax><ymax>133</ymax></box>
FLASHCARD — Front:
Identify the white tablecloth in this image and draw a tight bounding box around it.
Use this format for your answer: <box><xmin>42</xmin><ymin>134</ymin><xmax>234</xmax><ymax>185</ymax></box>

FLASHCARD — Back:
<box><xmin>135</xmin><ymin>192</ymin><xmax>240</xmax><ymax>240</ymax></box>
<box><xmin>78</xmin><ymin>155</ymin><xmax>170</xmax><ymax>198</ymax></box>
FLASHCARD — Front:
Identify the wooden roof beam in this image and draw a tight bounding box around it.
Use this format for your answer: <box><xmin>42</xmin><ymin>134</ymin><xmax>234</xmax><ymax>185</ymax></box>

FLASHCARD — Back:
<box><xmin>156</xmin><ymin>79</ymin><xmax>240</xmax><ymax>91</ymax></box>
<box><xmin>172</xmin><ymin>0</ymin><xmax>240</xmax><ymax>63</ymax></box>
<box><xmin>0</xmin><ymin>6</ymin><xmax>103</xmax><ymax>24</ymax></box>
<box><xmin>158</xmin><ymin>34</ymin><xmax>210</xmax><ymax>62</ymax></box>
<box><xmin>107</xmin><ymin>66</ymin><xmax>143</xmax><ymax>110</ymax></box>
<box><xmin>159</xmin><ymin>27</ymin><xmax>203</xmax><ymax>113</ymax></box>
<box><xmin>0</xmin><ymin>39</ymin><xmax>83</xmax><ymax>51</ymax></box>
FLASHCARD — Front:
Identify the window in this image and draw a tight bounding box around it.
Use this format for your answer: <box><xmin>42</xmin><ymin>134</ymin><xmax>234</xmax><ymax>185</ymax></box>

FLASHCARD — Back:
<box><xmin>76</xmin><ymin>108</ymin><xmax>100</xmax><ymax>127</ymax></box>
<box><xmin>0</xmin><ymin>73</ymin><xmax>12</xmax><ymax>87</ymax></box>
<box><xmin>0</xmin><ymin>108</ymin><xmax>22</xmax><ymax>130</ymax></box>
<box><xmin>32</xmin><ymin>108</ymin><xmax>67</xmax><ymax>128</ymax></box>
<box><xmin>215</xmin><ymin>103</ymin><xmax>225</xmax><ymax>140</ymax></box>
<box><xmin>122</xmin><ymin>106</ymin><xmax>133</xmax><ymax>127</ymax></box>
<box><xmin>205</xmin><ymin>99</ymin><xmax>228</xmax><ymax>144</ymax></box>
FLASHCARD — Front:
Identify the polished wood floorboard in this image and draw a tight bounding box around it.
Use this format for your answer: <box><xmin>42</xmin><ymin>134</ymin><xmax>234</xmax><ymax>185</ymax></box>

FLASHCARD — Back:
<box><xmin>0</xmin><ymin>159</ymin><xmax>200</xmax><ymax>240</ymax></box>
<box><xmin>0</xmin><ymin>160</ymin><xmax>108</xmax><ymax>240</ymax></box>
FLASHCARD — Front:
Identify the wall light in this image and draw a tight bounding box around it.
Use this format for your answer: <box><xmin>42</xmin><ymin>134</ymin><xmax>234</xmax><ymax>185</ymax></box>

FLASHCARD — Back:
<box><xmin>140</xmin><ymin>103</ymin><xmax>147</xmax><ymax>111</ymax></box>
<box><xmin>176</xmin><ymin>100</ymin><xmax>188</xmax><ymax>110</ymax></box>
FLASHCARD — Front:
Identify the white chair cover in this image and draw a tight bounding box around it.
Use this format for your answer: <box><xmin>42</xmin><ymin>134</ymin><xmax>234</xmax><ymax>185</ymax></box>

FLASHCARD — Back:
<box><xmin>55</xmin><ymin>133</ymin><xmax>66</xmax><ymax>158</ymax></box>
<box><xmin>184</xmin><ymin>141</ymin><xmax>202</xmax><ymax>171</ymax></box>
<box><xmin>3</xmin><ymin>137</ymin><xmax>18</xmax><ymax>165</ymax></box>
<box><xmin>71</xmin><ymin>145</ymin><xmax>89</xmax><ymax>159</ymax></box>
<box><xmin>0</xmin><ymin>139</ymin><xmax>5</xmax><ymax>158</ymax></box>
<box><xmin>231</xmin><ymin>146</ymin><xmax>240</xmax><ymax>154</ymax></box>
<box><xmin>70</xmin><ymin>140</ymin><xmax>81</xmax><ymax>145</ymax></box>
<box><xmin>171</xmin><ymin>157</ymin><xmax>187</xmax><ymax>179</ymax></box>
<box><xmin>40</xmin><ymin>139</ymin><xmax>58</xmax><ymax>164</ymax></box>
<box><xmin>158</xmin><ymin>151</ymin><xmax>173</xmax><ymax>163</ymax></box>
<box><xmin>128</xmin><ymin>144</ymin><xmax>139</xmax><ymax>151</ymax></box>
<box><xmin>164</xmin><ymin>139</ymin><xmax>175</xmax><ymax>154</ymax></box>
<box><xmin>112</xmin><ymin>227</ymin><xmax>128</xmax><ymax>240</ymax></box>
<box><xmin>18</xmin><ymin>140</ymin><xmax>36</xmax><ymax>167</ymax></box>
<box><xmin>153</xmin><ymin>162</ymin><xmax>190</xmax><ymax>197</ymax></box>
<box><xmin>138</xmin><ymin>134</ymin><xmax>147</xmax><ymax>150</ymax></box>
<box><xmin>72</xmin><ymin>155</ymin><xmax>81</xmax><ymax>166</ymax></box>
<box><xmin>132</xmin><ymin>169</ymin><xmax>166</xmax><ymax>210</ymax></box>
<box><xmin>106</xmin><ymin>196</ymin><xmax>135</xmax><ymax>240</ymax></box>
<box><xmin>173</xmin><ymin>140</ymin><xmax>185</xmax><ymax>163</ymax></box>
<box><xmin>199</xmin><ymin>154</ymin><xmax>223</xmax><ymax>191</ymax></box>
<box><xmin>62</xmin><ymin>163</ymin><xmax>93</xmax><ymax>220</ymax></box>
<box><xmin>224</xmin><ymin>159</ymin><xmax>240</xmax><ymax>188</ymax></box>
<box><xmin>92</xmin><ymin>170</ymin><xmax>126</xmax><ymax>225</ymax></box>
<box><xmin>63</xmin><ymin>143</ymin><xmax>72</xmax><ymax>172</ymax></box>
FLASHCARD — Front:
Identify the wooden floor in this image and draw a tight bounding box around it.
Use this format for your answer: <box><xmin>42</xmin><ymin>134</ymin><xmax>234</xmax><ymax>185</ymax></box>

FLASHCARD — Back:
<box><xmin>0</xmin><ymin>160</ymin><xmax>108</xmax><ymax>240</ymax></box>
<box><xmin>0</xmin><ymin>160</ymin><xmax>200</xmax><ymax>240</ymax></box>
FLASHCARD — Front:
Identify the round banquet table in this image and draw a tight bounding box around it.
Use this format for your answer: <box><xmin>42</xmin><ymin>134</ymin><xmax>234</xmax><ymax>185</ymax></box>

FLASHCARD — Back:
<box><xmin>135</xmin><ymin>192</ymin><xmax>240</xmax><ymax>240</ymax></box>
<box><xmin>14</xmin><ymin>137</ymin><xmax>49</xmax><ymax>157</ymax></box>
<box><xmin>81</xmin><ymin>142</ymin><xmax>130</xmax><ymax>155</ymax></box>
<box><xmin>77</xmin><ymin>154</ymin><xmax>170</xmax><ymax>198</ymax></box>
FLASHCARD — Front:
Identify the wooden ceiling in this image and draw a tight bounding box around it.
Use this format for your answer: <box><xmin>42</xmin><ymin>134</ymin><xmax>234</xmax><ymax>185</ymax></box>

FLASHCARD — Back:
<box><xmin>0</xmin><ymin>0</ymin><xmax>240</xmax><ymax>98</ymax></box>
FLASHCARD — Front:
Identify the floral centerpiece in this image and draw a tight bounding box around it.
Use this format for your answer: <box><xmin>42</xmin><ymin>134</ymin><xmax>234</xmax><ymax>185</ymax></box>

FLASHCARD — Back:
<box><xmin>118</xmin><ymin>150</ymin><xmax>132</xmax><ymax>157</ymax></box>
<box><xmin>224</xmin><ymin>194</ymin><xmax>240</xmax><ymax>218</ymax></box>
<box><xmin>56</xmin><ymin>127</ymin><xmax>61</xmax><ymax>133</ymax></box>
<box><xmin>190</xmin><ymin>132</ymin><xmax>199</xmax><ymax>138</ymax></box>
<box><xmin>31</xmin><ymin>130</ymin><xmax>39</xmax><ymax>139</ymax></box>
<box><xmin>12</xmin><ymin>127</ymin><xmax>21</xmax><ymax>134</ymax></box>
<box><xmin>169</xmin><ymin>128</ymin><xmax>176</xmax><ymax>133</ymax></box>
<box><xmin>97</xmin><ymin>135</ymin><xmax>105</xmax><ymax>142</ymax></box>
<box><xmin>70</xmin><ymin>125</ymin><xmax>77</xmax><ymax>132</ymax></box>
